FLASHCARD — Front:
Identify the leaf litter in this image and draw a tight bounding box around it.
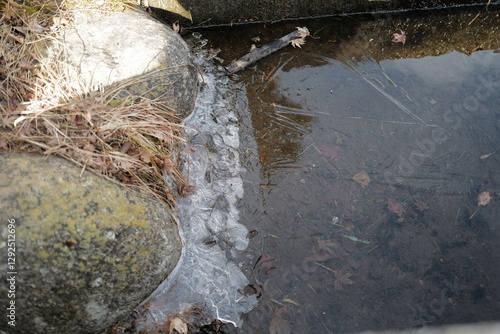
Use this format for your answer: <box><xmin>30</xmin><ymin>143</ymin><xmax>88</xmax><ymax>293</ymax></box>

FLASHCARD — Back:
<box><xmin>333</xmin><ymin>269</ymin><xmax>354</xmax><ymax>291</ymax></box>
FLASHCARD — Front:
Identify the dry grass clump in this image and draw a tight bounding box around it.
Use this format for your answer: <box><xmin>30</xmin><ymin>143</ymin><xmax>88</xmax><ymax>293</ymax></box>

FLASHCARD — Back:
<box><xmin>1</xmin><ymin>0</ymin><xmax>191</xmax><ymax>206</ymax></box>
<box><xmin>1</xmin><ymin>0</ymin><xmax>57</xmax><ymax>112</ymax></box>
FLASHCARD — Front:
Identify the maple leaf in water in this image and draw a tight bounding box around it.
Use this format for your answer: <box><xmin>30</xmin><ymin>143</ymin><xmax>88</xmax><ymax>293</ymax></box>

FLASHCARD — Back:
<box><xmin>414</xmin><ymin>200</ymin><xmax>429</xmax><ymax>212</ymax></box>
<box><xmin>391</xmin><ymin>30</ymin><xmax>406</xmax><ymax>45</ymax></box>
<box><xmin>305</xmin><ymin>238</ymin><xmax>337</xmax><ymax>262</ymax></box>
<box><xmin>333</xmin><ymin>269</ymin><xmax>354</xmax><ymax>291</ymax></box>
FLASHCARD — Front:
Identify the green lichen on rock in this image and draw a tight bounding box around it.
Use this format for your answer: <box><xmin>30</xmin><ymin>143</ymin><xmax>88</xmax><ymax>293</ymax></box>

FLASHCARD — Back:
<box><xmin>0</xmin><ymin>153</ymin><xmax>182</xmax><ymax>334</ymax></box>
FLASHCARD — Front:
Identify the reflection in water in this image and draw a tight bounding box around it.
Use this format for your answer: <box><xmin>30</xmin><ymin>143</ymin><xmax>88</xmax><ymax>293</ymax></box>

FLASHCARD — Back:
<box><xmin>247</xmin><ymin>58</ymin><xmax>316</xmax><ymax>182</ymax></box>
<box><xmin>199</xmin><ymin>7</ymin><xmax>500</xmax><ymax>333</ymax></box>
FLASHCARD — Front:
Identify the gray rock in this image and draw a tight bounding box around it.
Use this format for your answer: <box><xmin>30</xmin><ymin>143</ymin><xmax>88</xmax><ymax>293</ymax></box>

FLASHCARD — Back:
<box><xmin>43</xmin><ymin>7</ymin><xmax>197</xmax><ymax>118</ymax></box>
<box><xmin>0</xmin><ymin>153</ymin><xmax>182</xmax><ymax>334</ymax></box>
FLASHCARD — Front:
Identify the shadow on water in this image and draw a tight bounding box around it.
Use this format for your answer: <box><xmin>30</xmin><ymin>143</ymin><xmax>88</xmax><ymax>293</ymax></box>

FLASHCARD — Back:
<box><xmin>196</xmin><ymin>6</ymin><xmax>500</xmax><ymax>333</ymax></box>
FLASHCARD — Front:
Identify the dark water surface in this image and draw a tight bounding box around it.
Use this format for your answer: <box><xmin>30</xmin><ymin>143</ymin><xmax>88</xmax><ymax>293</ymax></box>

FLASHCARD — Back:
<box><xmin>195</xmin><ymin>7</ymin><xmax>500</xmax><ymax>333</ymax></box>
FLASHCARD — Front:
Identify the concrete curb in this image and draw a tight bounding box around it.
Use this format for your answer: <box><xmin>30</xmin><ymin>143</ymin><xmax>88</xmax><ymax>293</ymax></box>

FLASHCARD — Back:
<box><xmin>150</xmin><ymin>0</ymin><xmax>498</xmax><ymax>26</ymax></box>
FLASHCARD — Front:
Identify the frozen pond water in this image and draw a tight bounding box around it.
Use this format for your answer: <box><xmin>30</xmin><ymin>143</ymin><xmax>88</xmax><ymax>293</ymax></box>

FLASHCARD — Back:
<box><xmin>197</xmin><ymin>6</ymin><xmax>500</xmax><ymax>333</ymax></box>
<box><xmin>129</xmin><ymin>6</ymin><xmax>500</xmax><ymax>334</ymax></box>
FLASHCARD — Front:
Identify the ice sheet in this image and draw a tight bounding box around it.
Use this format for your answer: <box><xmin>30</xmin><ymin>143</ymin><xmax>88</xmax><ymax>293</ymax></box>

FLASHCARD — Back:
<box><xmin>136</xmin><ymin>34</ymin><xmax>257</xmax><ymax>330</ymax></box>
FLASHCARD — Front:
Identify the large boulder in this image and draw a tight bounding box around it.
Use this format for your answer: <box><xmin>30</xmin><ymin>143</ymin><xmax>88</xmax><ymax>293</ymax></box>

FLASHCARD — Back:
<box><xmin>43</xmin><ymin>7</ymin><xmax>198</xmax><ymax>118</ymax></box>
<box><xmin>0</xmin><ymin>153</ymin><xmax>182</xmax><ymax>334</ymax></box>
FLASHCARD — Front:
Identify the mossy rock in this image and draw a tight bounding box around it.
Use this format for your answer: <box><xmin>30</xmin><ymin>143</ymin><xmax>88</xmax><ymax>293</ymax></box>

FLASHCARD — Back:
<box><xmin>0</xmin><ymin>153</ymin><xmax>182</xmax><ymax>334</ymax></box>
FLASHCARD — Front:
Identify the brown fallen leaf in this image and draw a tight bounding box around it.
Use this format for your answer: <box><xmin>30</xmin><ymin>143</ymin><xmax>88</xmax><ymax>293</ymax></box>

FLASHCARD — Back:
<box><xmin>353</xmin><ymin>171</ymin><xmax>370</xmax><ymax>187</ymax></box>
<box><xmin>319</xmin><ymin>145</ymin><xmax>340</xmax><ymax>160</ymax></box>
<box><xmin>478</xmin><ymin>191</ymin><xmax>492</xmax><ymax>206</ymax></box>
<box><xmin>387</xmin><ymin>198</ymin><xmax>406</xmax><ymax>222</ymax></box>
<box><xmin>391</xmin><ymin>30</ymin><xmax>406</xmax><ymax>45</ymax></box>
<box><xmin>169</xmin><ymin>317</ymin><xmax>188</xmax><ymax>334</ymax></box>
<box><xmin>333</xmin><ymin>269</ymin><xmax>354</xmax><ymax>291</ymax></box>
<box><xmin>414</xmin><ymin>200</ymin><xmax>429</xmax><ymax>212</ymax></box>
<box><xmin>140</xmin><ymin>150</ymin><xmax>152</xmax><ymax>164</ymax></box>
<box><xmin>305</xmin><ymin>238</ymin><xmax>338</xmax><ymax>262</ymax></box>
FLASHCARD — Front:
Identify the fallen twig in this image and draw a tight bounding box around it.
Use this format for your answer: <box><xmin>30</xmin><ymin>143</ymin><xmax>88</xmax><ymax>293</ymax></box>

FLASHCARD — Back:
<box><xmin>468</xmin><ymin>0</ymin><xmax>492</xmax><ymax>25</ymax></box>
<box><xmin>225</xmin><ymin>27</ymin><xmax>309</xmax><ymax>74</ymax></box>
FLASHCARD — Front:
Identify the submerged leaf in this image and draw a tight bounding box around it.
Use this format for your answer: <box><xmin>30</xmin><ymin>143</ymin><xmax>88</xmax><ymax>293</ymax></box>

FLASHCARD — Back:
<box><xmin>480</xmin><ymin>153</ymin><xmax>493</xmax><ymax>159</ymax></box>
<box><xmin>305</xmin><ymin>238</ymin><xmax>337</xmax><ymax>262</ymax></box>
<box><xmin>283</xmin><ymin>298</ymin><xmax>300</xmax><ymax>306</ymax></box>
<box><xmin>353</xmin><ymin>171</ymin><xmax>370</xmax><ymax>187</ymax></box>
<box><xmin>387</xmin><ymin>198</ymin><xmax>406</xmax><ymax>219</ymax></box>
<box><xmin>333</xmin><ymin>269</ymin><xmax>354</xmax><ymax>291</ymax></box>
<box><xmin>342</xmin><ymin>234</ymin><xmax>369</xmax><ymax>244</ymax></box>
<box><xmin>478</xmin><ymin>191</ymin><xmax>492</xmax><ymax>207</ymax></box>
<box><xmin>319</xmin><ymin>145</ymin><xmax>340</xmax><ymax>160</ymax></box>
<box><xmin>414</xmin><ymin>200</ymin><xmax>429</xmax><ymax>212</ymax></box>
